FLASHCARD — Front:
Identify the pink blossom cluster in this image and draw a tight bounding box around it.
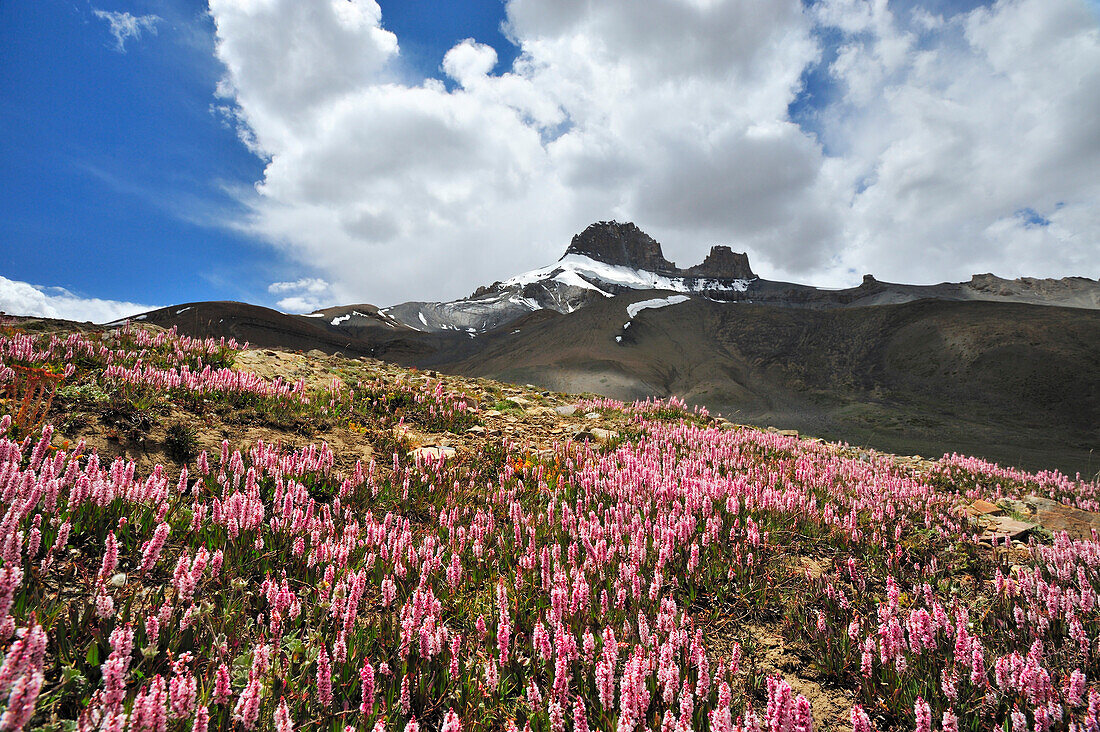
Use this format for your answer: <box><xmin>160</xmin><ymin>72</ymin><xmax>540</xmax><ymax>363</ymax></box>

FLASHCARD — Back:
<box><xmin>0</xmin><ymin>323</ymin><xmax>242</xmax><ymax>380</ymax></box>
<box><xmin>2</xmin><ymin>351</ymin><xmax>1099</xmax><ymax>730</ymax></box>
<box><xmin>935</xmin><ymin>453</ymin><xmax>1100</xmax><ymax>511</ymax></box>
<box><xmin>102</xmin><ymin>362</ymin><xmax>309</xmax><ymax>404</ymax></box>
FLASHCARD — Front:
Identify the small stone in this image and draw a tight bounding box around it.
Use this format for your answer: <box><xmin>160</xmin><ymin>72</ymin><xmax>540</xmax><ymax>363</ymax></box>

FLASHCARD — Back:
<box><xmin>590</xmin><ymin>428</ymin><xmax>619</xmax><ymax>443</ymax></box>
<box><xmin>574</xmin><ymin>428</ymin><xmax>618</xmax><ymax>444</ymax></box>
<box><xmin>110</xmin><ymin>573</ymin><xmax>127</xmax><ymax>588</ymax></box>
<box><xmin>466</xmin><ymin>425</ymin><xmax>486</xmax><ymax>435</ymax></box>
<box><xmin>554</xmin><ymin>405</ymin><xmax>577</xmax><ymax>417</ymax></box>
<box><xmin>585</xmin><ymin>412</ymin><xmax>601</xmax><ymax>420</ymax></box>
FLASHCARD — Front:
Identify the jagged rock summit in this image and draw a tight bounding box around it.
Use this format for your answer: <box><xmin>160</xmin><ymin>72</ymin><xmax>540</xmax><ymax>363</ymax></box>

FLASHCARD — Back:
<box><xmin>563</xmin><ymin>221</ymin><xmax>679</xmax><ymax>274</ymax></box>
<box><xmin>367</xmin><ymin>221</ymin><xmax>760</xmax><ymax>336</ymax></box>
<box><xmin>564</xmin><ymin>221</ymin><xmax>756</xmax><ymax>280</ymax></box>
<box><xmin>686</xmin><ymin>245</ymin><xmax>756</xmax><ymax>280</ymax></box>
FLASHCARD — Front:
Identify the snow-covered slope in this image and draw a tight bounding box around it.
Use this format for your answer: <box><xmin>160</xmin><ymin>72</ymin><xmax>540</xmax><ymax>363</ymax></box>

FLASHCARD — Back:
<box><xmin>373</xmin><ymin>254</ymin><xmax>753</xmax><ymax>335</ymax></box>
<box><xmin>505</xmin><ymin>255</ymin><xmax>751</xmax><ymax>295</ymax></box>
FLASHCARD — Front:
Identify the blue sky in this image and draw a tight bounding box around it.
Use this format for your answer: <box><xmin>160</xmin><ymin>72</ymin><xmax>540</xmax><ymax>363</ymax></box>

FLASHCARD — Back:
<box><xmin>0</xmin><ymin>0</ymin><xmax>520</xmax><ymax>314</ymax></box>
<box><xmin>1</xmin><ymin>0</ymin><xmax>1097</xmax><ymax>320</ymax></box>
<box><xmin>1</xmin><ymin>1</ymin><xmax>263</xmax><ymax>309</ymax></box>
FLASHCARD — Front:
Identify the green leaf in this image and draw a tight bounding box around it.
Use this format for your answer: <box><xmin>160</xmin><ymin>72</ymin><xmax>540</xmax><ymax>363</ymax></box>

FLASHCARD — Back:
<box><xmin>85</xmin><ymin>642</ymin><xmax>99</xmax><ymax>667</ymax></box>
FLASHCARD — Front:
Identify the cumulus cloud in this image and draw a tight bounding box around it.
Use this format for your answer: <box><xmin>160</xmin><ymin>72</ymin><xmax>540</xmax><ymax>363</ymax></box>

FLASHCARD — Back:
<box><xmin>93</xmin><ymin>9</ymin><xmax>161</xmax><ymax>52</ymax></box>
<box><xmin>207</xmin><ymin>0</ymin><xmax>1100</xmax><ymax>307</ymax></box>
<box><xmin>0</xmin><ymin>276</ymin><xmax>155</xmax><ymax>323</ymax></box>
<box><xmin>810</xmin><ymin>0</ymin><xmax>1100</xmax><ymax>284</ymax></box>
<box><xmin>268</xmin><ymin>278</ymin><xmax>332</xmax><ymax>313</ymax></box>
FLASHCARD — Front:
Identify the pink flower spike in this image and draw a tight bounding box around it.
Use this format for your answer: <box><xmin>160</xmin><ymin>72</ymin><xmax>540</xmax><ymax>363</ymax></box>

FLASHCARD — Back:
<box><xmin>275</xmin><ymin>696</ymin><xmax>293</xmax><ymax>732</ymax></box>
<box><xmin>316</xmin><ymin>646</ymin><xmax>333</xmax><ymax>709</ymax></box>
<box><xmin>441</xmin><ymin>709</ymin><xmax>462</xmax><ymax>732</ymax></box>
<box><xmin>914</xmin><ymin>696</ymin><xmax>931</xmax><ymax>732</ymax></box>
<box><xmin>850</xmin><ymin>705</ymin><xmax>874</xmax><ymax>732</ymax></box>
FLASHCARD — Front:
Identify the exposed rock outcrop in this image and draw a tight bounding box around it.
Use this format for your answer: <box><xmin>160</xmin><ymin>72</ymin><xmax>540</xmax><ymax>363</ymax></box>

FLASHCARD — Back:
<box><xmin>563</xmin><ymin>221</ymin><xmax>678</xmax><ymax>274</ymax></box>
<box><xmin>685</xmin><ymin>246</ymin><xmax>755</xmax><ymax>280</ymax></box>
<box><xmin>564</xmin><ymin>221</ymin><xmax>758</xmax><ymax>282</ymax></box>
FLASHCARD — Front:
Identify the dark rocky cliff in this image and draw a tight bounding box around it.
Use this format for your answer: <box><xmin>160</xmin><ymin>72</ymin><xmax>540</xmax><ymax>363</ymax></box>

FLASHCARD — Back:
<box><xmin>685</xmin><ymin>245</ymin><xmax>755</xmax><ymax>280</ymax></box>
<box><xmin>564</xmin><ymin>221</ymin><xmax>755</xmax><ymax>280</ymax></box>
<box><xmin>563</xmin><ymin>221</ymin><xmax>678</xmax><ymax>273</ymax></box>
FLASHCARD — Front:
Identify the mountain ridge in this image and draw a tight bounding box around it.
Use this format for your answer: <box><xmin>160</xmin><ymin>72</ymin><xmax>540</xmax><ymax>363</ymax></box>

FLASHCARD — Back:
<box><xmin>99</xmin><ymin>221</ymin><xmax>1100</xmax><ymax>475</ymax></box>
<box><xmin>363</xmin><ymin>221</ymin><xmax>1100</xmax><ymax>336</ymax></box>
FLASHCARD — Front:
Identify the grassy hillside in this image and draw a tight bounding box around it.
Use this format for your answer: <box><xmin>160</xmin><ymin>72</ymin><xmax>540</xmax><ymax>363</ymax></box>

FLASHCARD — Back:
<box><xmin>1</xmin><ymin>321</ymin><xmax>1099</xmax><ymax>730</ymax></box>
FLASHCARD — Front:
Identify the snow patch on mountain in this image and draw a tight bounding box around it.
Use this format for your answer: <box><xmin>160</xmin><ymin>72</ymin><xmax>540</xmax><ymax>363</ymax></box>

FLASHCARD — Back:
<box><xmin>617</xmin><ymin>295</ymin><xmax>691</xmax><ymax>344</ymax></box>
<box><xmin>626</xmin><ymin>295</ymin><xmax>690</xmax><ymax>318</ymax></box>
<box><xmin>345</xmin><ymin>233</ymin><xmax>753</xmax><ymax>335</ymax></box>
<box><xmin>504</xmin><ymin>255</ymin><xmax>751</xmax><ymax>295</ymax></box>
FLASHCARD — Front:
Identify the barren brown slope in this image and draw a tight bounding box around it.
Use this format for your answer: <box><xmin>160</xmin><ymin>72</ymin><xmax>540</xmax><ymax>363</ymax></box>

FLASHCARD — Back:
<box><xmin>134</xmin><ymin>296</ymin><xmax>1100</xmax><ymax>476</ymax></box>
<box><xmin>137</xmin><ymin>301</ymin><xmax>442</xmax><ymax>361</ymax></box>
<box><xmin>439</xmin><ymin>296</ymin><xmax>1100</xmax><ymax>476</ymax></box>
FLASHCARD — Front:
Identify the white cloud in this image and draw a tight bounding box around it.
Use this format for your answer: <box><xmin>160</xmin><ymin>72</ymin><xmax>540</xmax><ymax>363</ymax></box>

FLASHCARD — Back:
<box><xmin>268</xmin><ymin>278</ymin><xmax>331</xmax><ymax>313</ymax></box>
<box><xmin>268</xmin><ymin>278</ymin><xmax>330</xmax><ymax>295</ymax></box>
<box><xmin>206</xmin><ymin>0</ymin><xmax>1100</xmax><ymax>308</ymax></box>
<box><xmin>0</xmin><ymin>276</ymin><xmax>156</xmax><ymax>323</ymax></box>
<box><xmin>442</xmin><ymin>39</ymin><xmax>498</xmax><ymax>87</ymax></box>
<box><xmin>93</xmin><ymin>9</ymin><xmax>161</xmax><ymax>52</ymax></box>
<box><xmin>273</xmin><ymin>296</ymin><xmax>323</xmax><ymax>314</ymax></box>
<box><xmin>810</xmin><ymin>0</ymin><xmax>1100</xmax><ymax>285</ymax></box>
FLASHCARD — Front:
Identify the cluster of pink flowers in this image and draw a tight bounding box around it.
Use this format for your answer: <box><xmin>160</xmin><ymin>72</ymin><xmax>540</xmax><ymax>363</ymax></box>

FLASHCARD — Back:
<box><xmin>935</xmin><ymin>452</ymin><xmax>1100</xmax><ymax>511</ymax></box>
<box><xmin>102</xmin><ymin>362</ymin><xmax>309</xmax><ymax>404</ymax></box>
<box><xmin>0</xmin><ymin>324</ymin><xmax>242</xmax><ymax>381</ymax></box>
<box><xmin>0</xmin><ymin>622</ymin><xmax>46</xmax><ymax>730</ymax></box>
<box><xmin>2</xmin><ymin>328</ymin><xmax>1100</xmax><ymax>730</ymax></box>
<box><xmin>574</xmin><ymin>395</ymin><xmax>708</xmax><ymax>420</ymax></box>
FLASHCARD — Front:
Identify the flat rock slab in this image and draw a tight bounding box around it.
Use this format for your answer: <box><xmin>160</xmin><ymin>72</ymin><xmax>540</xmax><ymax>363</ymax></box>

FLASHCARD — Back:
<box><xmin>965</xmin><ymin>499</ymin><xmax>1005</xmax><ymax>518</ymax></box>
<box><xmin>980</xmin><ymin>516</ymin><xmax>1037</xmax><ymax>542</ymax></box>
<box><xmin>1022</xmin><ymin>497</ymin><xmax>1100</xmax><ymax>540</ymax></box>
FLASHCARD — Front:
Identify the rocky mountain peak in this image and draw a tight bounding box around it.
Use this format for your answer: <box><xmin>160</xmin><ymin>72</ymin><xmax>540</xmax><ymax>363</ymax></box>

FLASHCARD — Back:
<box><xmin>563</xmin><ymin>221</ymin><xmax>678</xmax><ymax>273</ymax></box>
<box><xmin>685</xmin><ymin>246</ymin><xmax>755</xmax><ymax>280</ymax></box>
